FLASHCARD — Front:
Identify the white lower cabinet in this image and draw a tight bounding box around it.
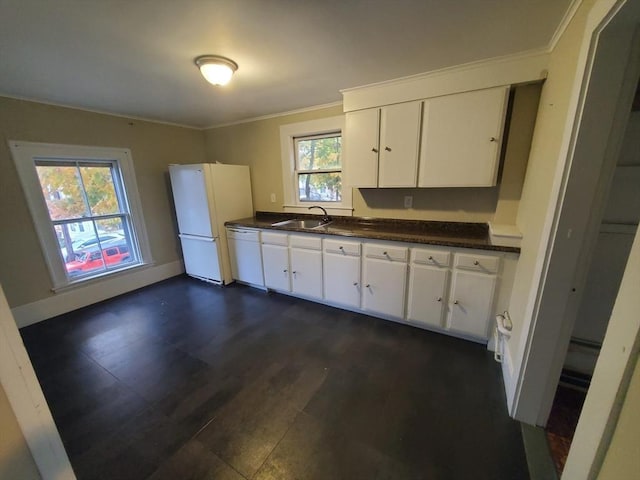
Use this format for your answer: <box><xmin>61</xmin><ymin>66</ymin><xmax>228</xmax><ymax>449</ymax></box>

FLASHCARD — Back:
<box><xmin>257</xmin><ymin>228</ymin><xmax>508</xmax><ymax>344</ymax></box>
<box><xmin>446</xmin><ymin>252</ymin><xmax>500</xmax><ymax>339</ymax></box>
<box><xmin>362</xmin><ymin>243</ymin><xmax>408</xmax><ymax>319</ymax></box>
<box><xmin>407</xmin><ymin>248</ymin><xmax>499</xmax><ymax>340</ymax></box>
<box><xmin>323</xmin><ymin>239</ymin><xmax>361</xmax><ymax>309</ymax></box>
<box><xmin>406</xmin><ymin>248</ymin><xmax>450</xmax><ymax>328</ymax></box>
<box><xmin>262</xmin><ymin>244</ymin><xmax>290</xmax><ymax>291</ymax></box>
<box><xmin>447</xmin><ymin>271</ymin><xmax>497</xmax><ymax>339</ymax></box>
<box><xmin>261</xmin><ymin>232</ymin><xmax>290</xmax><ymax>292</ymax></box>
<box><xmin>289</xmin><ymin>235</ymin><xmax>323</xmax><ymax>300</ymax></box>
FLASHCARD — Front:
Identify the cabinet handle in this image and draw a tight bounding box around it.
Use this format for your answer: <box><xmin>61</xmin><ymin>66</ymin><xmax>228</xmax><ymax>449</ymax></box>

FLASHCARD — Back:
<box><xmin>353</xmin><ymin>282</ymin><xmax>358</xmax><ymax>286</ymax></box>
<box><xmin>365</xmin><ymin>284</ymin><xmax>371</xmax><ymax>288</ymax></box>
<box><xmin>490</xmin><ymin>137</ymin><xmax>497</xmax><ymax>142</ymax></box>
<box><xmin>385</xmin><ymin>146</ymin><xmax>392</xmax><ymax>152</ymax></box>
<box><xmin>474</xmin><ymin>260</ymin><xmax>479</xmax><ymax>265</ymax></box>
<box><xmin>454</xmin><ymin>300</ymin><xmax>459</xmax><ymax>305</ymax></box>
<box><xmin>383</xmin><ymin>251</ymin><xmax>388</xmax><ymax>256</ymax></box>
<box><xmin>283</xmin><ymin>269</ymin><xmax>288</xmax><ymax>273</ymax></box>
<box><xmin>339</xmin><ymin>246</ymin><xmax>344</xmax><ymax>250</ymax></box>
<box><xmin>371</xmin><ymin>147</ymin><xmax>378</xmax><ymax>153</ymax></box>
<box><xmin>436</xmin><ymin>297</ymin><xmax>442</xmax><ymax>302</ymax></box>
<box><xmin>428</xmin><ymin>255</ymin><xmax>433</xmax><ymax>260</ymax></box>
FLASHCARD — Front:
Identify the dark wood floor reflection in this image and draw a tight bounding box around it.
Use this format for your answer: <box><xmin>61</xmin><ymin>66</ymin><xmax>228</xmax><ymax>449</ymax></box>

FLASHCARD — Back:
<box><xmin>546</xmin><ymin>384</ymin><xmax>587</xmax><ymax>476</ymax></box>
<box><xmin>21</xmin><ymin>275</ymin><xmax>529</xmax><ymax>480</ymax></box>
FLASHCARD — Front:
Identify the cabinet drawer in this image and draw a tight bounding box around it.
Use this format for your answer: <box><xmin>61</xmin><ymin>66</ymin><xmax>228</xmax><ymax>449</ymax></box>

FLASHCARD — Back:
<box><xmin>324</xmin><ymin>239</ymin><xmax>361</xmax><ymax>256</ymax></box>
<box><xmin>454</xmin><ymin>253</ymin><xmax>500</xmax><ymax>273</ymax></box>
<box><xmin>261</xmin><ymin>231</ymin><xmax>288</xmax><ymax>246</ymax></box>
<box><xmin>411</xmin><ymin>248</ymin><xmax>450</xmax><ymax>267</ymax></box>
<box><xmin>364</xmin><ymin>243</ymin><xmax>408</xmax><ymax>262</ymax></box>
<box><xmin>289</xmin><ymin>234</ymin><xmax>322</xmax><ymax>250</ymax></box>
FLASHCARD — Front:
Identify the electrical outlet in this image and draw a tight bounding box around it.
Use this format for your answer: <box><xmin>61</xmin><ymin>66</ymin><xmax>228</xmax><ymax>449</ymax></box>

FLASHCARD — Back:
<box><xmin>270</xmin><ymin>193</ymin><xmax>276</xmax><ymax>203</ymax></box>
<box><xmin>404</xmin><ymin>195</ymin><xmax>413</xmax><ymax>208</ymax></box>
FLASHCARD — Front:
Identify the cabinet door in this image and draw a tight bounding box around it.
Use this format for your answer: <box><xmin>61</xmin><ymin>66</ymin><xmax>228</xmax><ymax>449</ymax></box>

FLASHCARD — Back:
<box><xmin>362</xmin><ymin>257</ymin><xmax>407</xmax><ymax>318</ymax></box>
<box><xmin>345</xmin><ymin>108</ymin><xmax>380</xmax><ymax>187</ymax></box>
<box><xmin>448</xmin><ymin>270</ymin><xmax>496</xmax><ymax>339</ymax></box>
<box><xmin>290</xmin><ymin>248</ymin><xmax>323</xmax><ymax>300</ymax></box>
<box><xmin>378</xmin><ymin>101</ymin><xmax>422</xmax><ymax>187</ymax></box>
<box><xmin>419</xmin><ymin>86</ymin><xmax>509</xmax><ymax>187</ymax></box>
<box><xmin>262</xmin><ymin>244</ymin><xmax>290</xmax><ymax>292</ymax></box>
<box><xmin>407</xmin><ymin>264</ymin><xmax>448</xmax><ymax>328</ymax></box>
<box><xmin>324</xmin><ymin>253</ymin><xmax>361</xmax><ymax>309</ymax></box>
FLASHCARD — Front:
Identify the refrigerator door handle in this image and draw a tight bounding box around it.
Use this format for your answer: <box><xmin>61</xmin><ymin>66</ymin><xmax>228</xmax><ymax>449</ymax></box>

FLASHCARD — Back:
<box><xmin>179</xmin><ymin>233</ymin><xmax>218</xmax><ymax>242</ymax></box>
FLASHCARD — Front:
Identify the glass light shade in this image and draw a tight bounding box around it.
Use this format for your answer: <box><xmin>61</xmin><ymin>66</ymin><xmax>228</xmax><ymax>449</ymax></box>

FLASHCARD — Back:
<box><xmin>195</xmin><ymin>56</ymin><xmax>238</xmax><ymax>86</ymax></box>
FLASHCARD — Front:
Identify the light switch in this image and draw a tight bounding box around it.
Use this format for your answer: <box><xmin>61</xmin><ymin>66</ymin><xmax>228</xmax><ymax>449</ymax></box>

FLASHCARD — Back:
<box><xmin>270</xmin><ymin>193</ymin><xmax>276</xmax><ymax>203</ymax></box>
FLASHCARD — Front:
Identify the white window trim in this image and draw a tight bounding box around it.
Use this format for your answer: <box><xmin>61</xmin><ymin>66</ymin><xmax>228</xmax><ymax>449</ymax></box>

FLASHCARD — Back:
<box><xmin>9</xmin><ymin>141</ymin><xmax>153</xmax><ymax>291</ymax></box>
<box><xmin>279</xmin><ymin>116</ymin><xmax>353</xmax><ymax>216</ymax></box>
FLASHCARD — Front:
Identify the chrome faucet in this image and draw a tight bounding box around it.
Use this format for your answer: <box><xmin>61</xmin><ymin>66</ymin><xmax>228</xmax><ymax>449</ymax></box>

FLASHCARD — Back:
<box><xmin>308</xmin><ymin>205</ymin><xmax>332</xmax><ymax>224</ymax></box>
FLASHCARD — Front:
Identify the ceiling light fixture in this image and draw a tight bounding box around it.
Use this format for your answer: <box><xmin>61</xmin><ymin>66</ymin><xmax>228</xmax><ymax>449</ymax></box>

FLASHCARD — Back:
<box><xmin>195</xmin><ymin>55</ymin><xmax>238</xmax><ymax>86</ymax></box>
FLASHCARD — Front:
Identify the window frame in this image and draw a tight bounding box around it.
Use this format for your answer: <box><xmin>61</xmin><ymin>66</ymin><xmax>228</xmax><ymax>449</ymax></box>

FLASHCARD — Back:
<box><xmin>9</xmin><ymin>141</ymin><xmax>152</xmax><ymax>291</ymax></box>
<box><xmin>294</xmin><ymin>131</ymin><xmax>343</xmax><ymax>203</ymax></box>
<box><xmin>280</xmin><ymin>116</ymin><xmax>352</xmax><ymax>215</ymax></box>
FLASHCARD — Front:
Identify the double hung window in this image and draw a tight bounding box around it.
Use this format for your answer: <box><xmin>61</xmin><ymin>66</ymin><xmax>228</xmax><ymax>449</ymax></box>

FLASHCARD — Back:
<box><xmin>10</xmin><ymin>142</ymin><xmax>150</xmax><ymax>289</ymax></box>
<box><xmin>279</xmin><ymin>115</ymin><xmax>352</xmax><ymax>213</ymax></box>
<box><xmin>294</xmin><ymin>133</ymin><xmax>342</xmax><ymax>203</ymax></box>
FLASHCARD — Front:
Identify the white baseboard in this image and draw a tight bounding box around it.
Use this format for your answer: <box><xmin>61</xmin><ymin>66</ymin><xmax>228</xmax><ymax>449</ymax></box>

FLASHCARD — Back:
<box><xmin>12</xmin><ymin>261</ymin><xmax>184</xmax><ymax>328</ymax></box>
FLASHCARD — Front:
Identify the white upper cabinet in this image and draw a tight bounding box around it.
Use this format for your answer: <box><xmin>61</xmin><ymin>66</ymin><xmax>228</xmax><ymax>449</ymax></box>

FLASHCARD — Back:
<box><xmin>345</xmin><ymin>108</ymin><xmax>379</xmax><ymax>187</ymax></box>
<box><xmin>378</xmin><ymin>102</ymin><xmax>422</xmax><ymax>187</ymax></box>
<box><xmin>418</xmin><ymin>86</ymin><xmax>509</xmax><ymax>187</ymax></box>
<box><xmin>345</xmin><ymin>101</ymin><xmax>422</xmax><ymax>188</ymax></box>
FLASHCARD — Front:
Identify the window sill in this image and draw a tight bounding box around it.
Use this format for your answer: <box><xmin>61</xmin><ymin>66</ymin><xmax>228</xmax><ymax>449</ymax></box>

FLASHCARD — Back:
<box><xmin>51</xmin><ymin>260</ymin><xmax>155</xmax><ymax>293</ymax></box>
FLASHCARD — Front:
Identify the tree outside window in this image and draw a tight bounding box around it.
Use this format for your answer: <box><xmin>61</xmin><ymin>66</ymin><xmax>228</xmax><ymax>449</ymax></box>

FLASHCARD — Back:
<box><xmin>294</xmin><ymin>133</ymin><xmax>342</xmax><ymax>202</ymax></box>
<box><xmin>35</xmin><ymin>159</ymin><xmax>138</xmax><ymax>279</ymax></box>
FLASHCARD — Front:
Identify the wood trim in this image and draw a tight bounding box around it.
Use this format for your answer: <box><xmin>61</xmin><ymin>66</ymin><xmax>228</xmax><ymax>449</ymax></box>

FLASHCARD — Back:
<box><xmin>341</xmin><ymin>50</ymin><xmax>549</xmax><ymax>112</ymax></box>
<box><xmin>0</xmin><ymin>285</ymin><xmax>76</xmax><ymax>479</ymax></box>
<box><xmin>547</xmin><ymin>0</ymin><xmax>585</xmax><ymax>52</ymax></box>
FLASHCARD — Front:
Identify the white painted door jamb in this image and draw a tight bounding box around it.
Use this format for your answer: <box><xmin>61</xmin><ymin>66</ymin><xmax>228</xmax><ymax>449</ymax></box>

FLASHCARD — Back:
<box><xmin>0</xmin><ymin>284</ymin><xmax>76</xmax><ymax>479</ymax></box>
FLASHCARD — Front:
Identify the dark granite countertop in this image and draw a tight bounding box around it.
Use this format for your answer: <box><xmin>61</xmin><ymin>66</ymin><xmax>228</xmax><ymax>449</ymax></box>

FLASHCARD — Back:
<box><xmin>225</xmin><ymin>211</ymin><xmax>520</xmax><ymax>253</ymax></box>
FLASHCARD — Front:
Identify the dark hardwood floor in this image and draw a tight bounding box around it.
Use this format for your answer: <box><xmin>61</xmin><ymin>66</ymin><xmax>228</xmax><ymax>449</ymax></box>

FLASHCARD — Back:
<box><xmin>21</xmin><ymin>275</ymin><xmax>529</xmax><ymax>480</ymax></box>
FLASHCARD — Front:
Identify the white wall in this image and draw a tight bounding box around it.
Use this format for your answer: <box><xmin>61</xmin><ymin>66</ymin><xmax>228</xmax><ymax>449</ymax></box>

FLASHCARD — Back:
<box><xmin>500</xmin><ymin>0</ymin><xmax>598</xmax><ymax>404</ymax></box>
<box><xmin>563</xmin><ymin>224</ymin><xmax>640</xmax><ymax>479</ymax></box>
<box><xmin>0</xmin><ymin>384</ymin><xmax>40</xmax><ymax>480</ymax></box>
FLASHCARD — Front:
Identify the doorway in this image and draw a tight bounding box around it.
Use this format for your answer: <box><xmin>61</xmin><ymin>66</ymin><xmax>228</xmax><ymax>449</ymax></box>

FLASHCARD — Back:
<box><xmin>546</xmin><ymin>89</ymin><xmax>640</xmax><ymax>475</ymax></box>
<box><xmin>508</xmin><ymin>0</ymin><xmax>640</xmax><ymax>476</ymax></box>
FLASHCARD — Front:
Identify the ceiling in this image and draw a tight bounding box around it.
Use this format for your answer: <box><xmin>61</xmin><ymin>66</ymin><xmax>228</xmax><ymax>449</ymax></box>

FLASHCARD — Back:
<box><xmin>0</xmin><ymin>0</ymin><xmax>573</xmax><ymax>128</ymax></box>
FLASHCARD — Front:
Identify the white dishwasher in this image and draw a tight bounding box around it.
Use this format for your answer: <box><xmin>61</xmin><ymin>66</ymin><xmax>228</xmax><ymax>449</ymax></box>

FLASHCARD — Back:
<box><xmin>226</xmin><ymin>227</ymin><xmax>265</xmax><ymax>287</ymax></box>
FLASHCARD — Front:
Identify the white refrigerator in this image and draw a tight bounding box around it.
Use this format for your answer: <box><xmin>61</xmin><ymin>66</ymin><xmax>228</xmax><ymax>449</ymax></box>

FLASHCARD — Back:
<box><xmin>169</xmin><ymin>163</ymin><xmax>253</xmax><ymax>285</ymax></box>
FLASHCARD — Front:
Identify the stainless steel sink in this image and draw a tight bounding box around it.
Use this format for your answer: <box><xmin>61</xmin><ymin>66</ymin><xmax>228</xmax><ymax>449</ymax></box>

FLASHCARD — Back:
<box><xmin>271</xmin><ymin>219</ymin><xmax>332</xmax><ymax>229</ymax></box>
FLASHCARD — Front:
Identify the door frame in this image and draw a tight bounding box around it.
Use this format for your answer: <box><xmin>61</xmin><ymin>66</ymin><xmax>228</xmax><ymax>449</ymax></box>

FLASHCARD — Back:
<box><xmin>509</xmin><ymin>0</ymin><xmax>640</xmax><ymax>426</ymax></box>
<box><xmin>0</xmin><ymin>284</ymin><xmax>76</xmax><ymax>479</ymax></box>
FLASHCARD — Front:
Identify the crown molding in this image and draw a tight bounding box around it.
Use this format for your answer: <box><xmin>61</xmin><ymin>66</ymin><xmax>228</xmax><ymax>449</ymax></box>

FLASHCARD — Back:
<box><xmin>203</xmin><ymin>101</ymin><xmax>343</xmax><ymax>130</ymax></box>
<box><xmin>547</xmin><ymin>0</ymin><xmax>584</xmax><ymax>52</ymax></box>
<box><xmin>341</xmin><ymin>49</ymin><xmax>550</xmax><ymax>112</ymax></box>
<box><xmin>0</xmin><ymin>93</ymin><xmax>200</xmax><ymax>130</ymax></box>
